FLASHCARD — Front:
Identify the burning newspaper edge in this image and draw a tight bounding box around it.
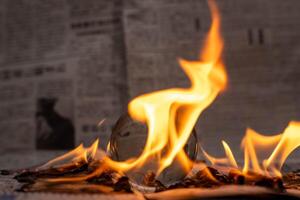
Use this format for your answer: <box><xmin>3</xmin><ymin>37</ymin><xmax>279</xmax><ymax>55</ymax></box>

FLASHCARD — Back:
<box><xmin>3</xmin><ymin>0</ymin><xmax>300</xmax><ymax>194</ymax></box>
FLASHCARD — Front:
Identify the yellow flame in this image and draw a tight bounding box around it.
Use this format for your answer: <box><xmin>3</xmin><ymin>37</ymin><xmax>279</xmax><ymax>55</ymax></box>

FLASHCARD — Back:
<box><xmin>222</xmin><ymin>141</ymin><xmax>238</xmax><ymax>168</ymax></box>
<box><xmin>39</xmin><ymin>139</ymin><xmax>99</xmax><ymax>170</ymax></box>
<box><xmin>204</xmin><ymin>122</ymin><xmax>300</xmax><ymax>177</ymax></box>
<box><xmin>243</xmin><ymin>122</ymin><xmax>300</xmax><ymax>177</ymax></box>
<box><xmin>87</xmin><ymin>139</ymin><xmax>99</xmax><ymax>161</ymax></box>
<box><xmin>103</xmin><ymin>0</ymin><xmax>226</xmax><ymax>175</ymax></box>
<box><xmin>264</xmin><ymin>121</ymin><xmax>300</xmax><ymax>176</ymax></box>
<box><xmin>201</xmin><ymin>140</ymin><xmax>237</xmax><ymax>168</ymax></box>
<box><xmin>241</xmin><ymin>129</ymin><xmax>282</xmax><ymax>175</ymax></box>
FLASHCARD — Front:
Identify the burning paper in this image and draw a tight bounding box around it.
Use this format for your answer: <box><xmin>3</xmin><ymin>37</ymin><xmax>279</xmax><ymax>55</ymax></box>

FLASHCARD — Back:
<box><xmin>6</xmin><ymin>0</ymin><xmax>300</xmax><ymax>193</ymax></box>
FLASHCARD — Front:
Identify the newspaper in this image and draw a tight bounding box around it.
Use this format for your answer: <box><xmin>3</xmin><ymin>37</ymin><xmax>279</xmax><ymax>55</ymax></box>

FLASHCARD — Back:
<box><xmin>123</xmin><ymin>0</ymin><xmax>207</xmax><ymax>98</ymax></box>
<box><xmin>0</xmin><ymin>0</ymin><xmax>128</xmax><ymax>151</ymax></box>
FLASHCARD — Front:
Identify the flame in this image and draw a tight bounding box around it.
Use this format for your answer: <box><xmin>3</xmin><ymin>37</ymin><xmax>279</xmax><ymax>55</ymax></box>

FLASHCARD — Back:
<box><xmin>39</xmin><ymin>139</ymin><xmax>99</xmax><ymax>170</ymax></box>
<box><xmin>203</xmin><ymin>122</ymin><xmax>300</xmax><ymax>177</ymax></box>
<box><xmin>202</xmin><ymin>140</ymin><xmax>238</xmax><ymax>168</ymax></box>
<box><xmin>244</xmin><ymin>122</ymin><xmax>300</xmax><ymax>177</ymax></box>
<box><xmin>241</xmin><ymin>128</ymin><xmax>282</xmax><ymax>175</ymax></box>
<box><xmin>40</xmin><ymin>139</ymin><xmax>111</xmax><ymax>183</ymax></box>
<box><xmin>103</xmin><ymin>0</ymin><xmax>226</xmax><ymax>175</ymax></box>
<box><xmin>263</xmin><ymin>121</ymin><xmax>300</xmax><ymax>176</ymax></box>
<box><xmin>40</xmin><ymin>119</ymin><xmax>105</xmax><ymax>171</ymax></box>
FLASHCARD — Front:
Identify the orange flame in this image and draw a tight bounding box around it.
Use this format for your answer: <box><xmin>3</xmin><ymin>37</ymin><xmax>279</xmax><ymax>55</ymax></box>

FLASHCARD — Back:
<box><xmin>104</xmin><ymin>0</ymin><xmax>226</xmax><ymax>175</ymax></box>
<box><xmin>203</xmin><ymin>122</ymin><xmax>300</xmax><ymax>177</ymax></box>
<box><xmin>39</xmin><ymin>139</ymin><xmax>99</xmax><ymax>170</ymax></box>
<box><xmin>202</xmin><ymin>140</ymin><xmax>238</xmax><ymax>168</ymax></box>
<box><xmin>263</xmin><ymin>121</ymin><xmax>300</xmax><ymax>176</ymax></box>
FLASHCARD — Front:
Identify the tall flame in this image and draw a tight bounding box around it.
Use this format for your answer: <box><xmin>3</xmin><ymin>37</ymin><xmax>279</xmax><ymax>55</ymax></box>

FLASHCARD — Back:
<box><xmin>104</xmin><ymin>0</ymin><xmax>226</xmax><ymax>175</ymax></box>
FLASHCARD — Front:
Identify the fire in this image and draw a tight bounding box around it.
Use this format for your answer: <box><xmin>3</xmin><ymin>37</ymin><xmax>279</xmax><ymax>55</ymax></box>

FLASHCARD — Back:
<box><xmin>245</xmin><ymin>121</ymin><xmax>300</xmax><ymax>177</ymax></box>
<box><xmin>38</xmin><ymin>0</ymin><xmax>300</xmax><ymax>185</ymax></box>
<box><xmin>39</xmin><ymin>139</ymin><xmax>99</xmax><ymax>170</ymax></box>
<box><xmin>103</xmin><ymin>0</ymin><xmax>226</xmax><ymax>175</ymax></box>
<box><xmin>203</xmin><ymin>122</ymin><xmax>300</xmax><ymax>178</ymax></box>
<box><xmin>41</xmin><ymin>0</ymin><xmax>226</xmax><ymax>181</ymax></box>
<box><xmin>202</xmin><ymin>140</ymin><xmax>238</xmax><ymax>168</ymax></box>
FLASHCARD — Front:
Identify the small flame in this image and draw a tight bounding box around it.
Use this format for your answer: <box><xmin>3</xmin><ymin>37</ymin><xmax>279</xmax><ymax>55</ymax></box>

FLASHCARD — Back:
<box><xmin>39</xmin><ymin>139</ymin><xmax>99</xmax><ymax>170</ymax></box>
<box><xmin>203</xmin><ymin>122</ymin><xmax>300</xmax><ymax>177</ymax></box>
<box><xmin>241</xmin><ymin>128</ymin><xmax>282</xmax><ymax>175</ymax></box>
<box><xmin>241</xmin><ymin>122</ymin><xmax>300</xmax><ymax>177</ymax></box>
<box><xmin>202</xmin><ymin>141</ymin><xmax>238</xmax><ymax>168</ymax></box>
<box><xmin>264</xmin><ymin>121</ymin><xmax>300</xmax><ymax>176</ymax></box>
